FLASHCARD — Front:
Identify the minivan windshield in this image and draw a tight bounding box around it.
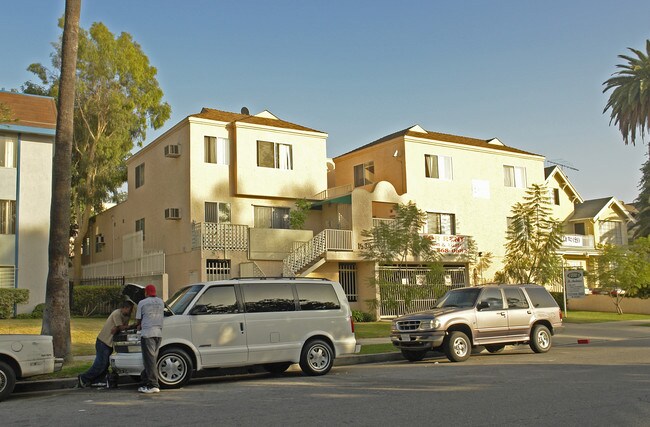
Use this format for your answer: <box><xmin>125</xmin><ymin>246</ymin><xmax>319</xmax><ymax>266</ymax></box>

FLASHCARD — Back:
<box><xmin>167</xmin><ymin>284</ymin><xmax>204</xmax><ymax>314</ymax></box>
<box><xmin>434</xmin><ymin>288</ymin><xmax>481</xmax><ymax>309</ymax></box>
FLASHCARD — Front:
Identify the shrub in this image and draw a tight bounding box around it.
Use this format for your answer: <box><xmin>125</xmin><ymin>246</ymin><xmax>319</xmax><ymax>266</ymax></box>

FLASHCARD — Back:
<box><xmin>0</xmin><ymin>289</ymin><xmax>29</xmax><ymax>319</ymax></box>
<box><xmin>72</xmin><ymin>285</ymin><xmax>123</xmax><ymax>317</ymax></box>
<box><xmin>550</xmin><ymin>292</ymin><xmax>564</xmax><ymax>309</ymax></box>
<box><xmin>352</xmin><ymin>310</ymin><xmax>376</xmax><ymax>322</ymax></box>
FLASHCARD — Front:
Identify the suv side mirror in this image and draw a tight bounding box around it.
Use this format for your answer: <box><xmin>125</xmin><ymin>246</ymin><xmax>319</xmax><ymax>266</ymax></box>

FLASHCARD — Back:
<box><xmin>477</xmin><ymin>301</ymin><xmax>490</xmax><ymax>311</ymax></box>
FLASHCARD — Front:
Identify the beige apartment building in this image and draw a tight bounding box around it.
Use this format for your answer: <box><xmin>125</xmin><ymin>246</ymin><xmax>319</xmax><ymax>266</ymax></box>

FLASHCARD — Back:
<box><xmin>82</xmin><ymin>108</ymin><xmax>632</xmax><ymax>317</ymax></box>
<box><xmin>0</xmin><ymin>91</ymin><xmax>56</xmax><ymax>313</ymax></box>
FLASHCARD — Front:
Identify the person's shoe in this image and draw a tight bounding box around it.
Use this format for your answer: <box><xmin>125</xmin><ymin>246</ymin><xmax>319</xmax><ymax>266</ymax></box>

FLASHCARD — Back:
<box><xmin>76</xmin><ymin>375</ymin><xmax>88</xmax><ymax>389</ymax></box>
<box><xmin>138</xmin><ymin>385</ymin><xmax>160</xmax><ymax>394</ymax></box>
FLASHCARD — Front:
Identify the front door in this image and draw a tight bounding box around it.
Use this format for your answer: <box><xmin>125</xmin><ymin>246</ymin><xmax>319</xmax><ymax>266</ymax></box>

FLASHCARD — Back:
<box><xmin>189</xmin><ymin>285</ymin><xmax>248</xmax><ymax>367</ymax></box>
<box><xmin>474</xmin><ymin>288</ymin><xmax>508</xmax><ymax>342</ymax></box>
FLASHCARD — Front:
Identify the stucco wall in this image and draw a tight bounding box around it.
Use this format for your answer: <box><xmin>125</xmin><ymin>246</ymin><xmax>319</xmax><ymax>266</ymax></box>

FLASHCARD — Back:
<box><xmin>567</xmin><ymin>294</ymin><xmax>650</xmax><ymax>315</ymax></box>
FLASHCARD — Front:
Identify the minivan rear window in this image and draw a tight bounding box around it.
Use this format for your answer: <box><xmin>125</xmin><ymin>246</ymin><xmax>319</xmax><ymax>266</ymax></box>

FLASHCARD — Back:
<box><xmin>296</xmin><ymin>283</ymin><xmax>341</xmax><ymax>311</ymax></box>
<box><xmin>242</xmin><ymin>283</ymin><xmax>296</xmax><ymax>312</ymax></box>
<box><xmin>525</xmin><ymin>286</ymin><xmax>558</xmax><ymax>308</ymax></box>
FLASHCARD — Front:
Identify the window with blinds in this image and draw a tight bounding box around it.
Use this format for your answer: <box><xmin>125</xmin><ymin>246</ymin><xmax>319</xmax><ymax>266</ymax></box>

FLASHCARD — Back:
<box><xmin>205</xmin><ymin>202</ymin><xmax>231</xmax><ymax>223</ymax></box>
<box><xmin>425</xmin><ymin>212</ymin><xmax>456</xmax><ymax>235</ymax></box>
<box><xmin>0</xmin><ymin>200</ymin><xmax>16</xmax><ymax>234</ymax></box>
<box><xmin>254</xmin><ymin>206</ymin><xmax>290</xmax><ymax>229</ymax></box>
<box><xmin>0</xmin><ymin>266</ymin><xmax>15</xmax><ymax>288</ymax></box>
<box><xmin>257</xmin><ymin>141</ymin><xmax>292</xmax><ymax>170</ymax></box>
<box><xmin>503</xmin><ymin>165</ymin><xmax>526</xmax><ymax>188</ymax></box>
<box><xmin>204</xmin><ymin>136</ymin><xmax>230</xmax><ymax>165</ymax></box>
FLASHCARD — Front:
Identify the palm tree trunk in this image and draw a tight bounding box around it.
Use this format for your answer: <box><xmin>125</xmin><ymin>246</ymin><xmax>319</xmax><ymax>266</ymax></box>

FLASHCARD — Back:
<box><xmin>41</xmin><ymin>0</ymin><xmax>81</xmax><ymax>362</ymax></box>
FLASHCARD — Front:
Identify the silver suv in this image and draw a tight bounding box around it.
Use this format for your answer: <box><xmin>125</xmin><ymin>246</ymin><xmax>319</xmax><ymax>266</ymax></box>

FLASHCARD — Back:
<box><xmin>391</xmin><ymin>284</ymin><xmax>563</xmax><ymax>362</ymax></box>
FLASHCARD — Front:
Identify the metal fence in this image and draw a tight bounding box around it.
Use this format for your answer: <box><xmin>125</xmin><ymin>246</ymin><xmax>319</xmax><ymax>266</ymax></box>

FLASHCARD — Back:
<box><xmin>70</xmin><ymin>276</ymin><xmax>126</xmax><ymax>316</ymax></box>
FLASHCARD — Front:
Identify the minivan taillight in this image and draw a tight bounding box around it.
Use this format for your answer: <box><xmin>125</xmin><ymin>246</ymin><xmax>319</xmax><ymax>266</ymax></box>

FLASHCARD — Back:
<box><xmin>350</xmin><ymin>317</ymin><xmax>355</xmax><ymax>333</ymax></box>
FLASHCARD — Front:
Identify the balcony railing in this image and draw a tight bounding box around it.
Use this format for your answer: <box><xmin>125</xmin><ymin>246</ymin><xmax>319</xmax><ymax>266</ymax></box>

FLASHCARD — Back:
<box><xmin>312</xmin><ymin>184</ymin><xmax>353</xmax><ymax>201</ymax></box>
<box><xmin>283</xmin><ymin>229</ymin><xmax>352</xmax><ymax>276</ymax></box>
<box><xmin>192</xmin><ymin>223</ymin><xmax>249</xmax><ymax>251</ymax></box>
<box><xmin>82</xmin><ymin>251</ymin><xmax>165</xmax><ymax>279</ymax></box>
<box><xmin>560</xmin><ymin>234</ymin><xmax>595</xmax><ymax>250</ymax></box>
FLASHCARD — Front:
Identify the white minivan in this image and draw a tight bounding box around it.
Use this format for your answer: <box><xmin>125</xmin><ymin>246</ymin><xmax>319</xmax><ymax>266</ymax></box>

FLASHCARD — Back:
<box><xmin>110</xmin><ymin>278</ymin><xmax>360</xmax><ymax>388</ymax></box>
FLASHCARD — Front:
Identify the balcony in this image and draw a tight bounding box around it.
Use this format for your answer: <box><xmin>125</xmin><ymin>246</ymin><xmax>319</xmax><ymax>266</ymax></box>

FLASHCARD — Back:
<box><xmin>283</xmin><ymin>229</ymin><xmax>353</xmax><ymax>276</ymax></box>
<box><xmin>192</xmin><ymin>223</ymin><xmax>249</xmax><ymax>251</ymax></box>
<box><xmin>372</xmin><ymin>219</ymin><xmax>470</xmax><ymax>256</ymax></box>
<box><xmin>312</xmin><ymin>184</ymin><xmax>353</xmax><ymax>201</ymax></box>
<box><xmin>560</xmin><ymin>234</ymin><xmax>595</xmax><ymax>251</ymax></box>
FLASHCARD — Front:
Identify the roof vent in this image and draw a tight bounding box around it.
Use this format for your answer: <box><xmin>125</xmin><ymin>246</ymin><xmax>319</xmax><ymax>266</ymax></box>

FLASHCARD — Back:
<box><xmin>241</xmin><ymin>107</ymin><xmax>250</xmax><ymax>115</ymax></box>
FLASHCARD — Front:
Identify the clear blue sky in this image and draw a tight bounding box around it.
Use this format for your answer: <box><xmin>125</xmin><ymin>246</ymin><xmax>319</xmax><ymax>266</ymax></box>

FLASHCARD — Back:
<box><xmin>3</xmin><ymin>0</ymin><xmax>649</xmax><ymax>202</ymax></box>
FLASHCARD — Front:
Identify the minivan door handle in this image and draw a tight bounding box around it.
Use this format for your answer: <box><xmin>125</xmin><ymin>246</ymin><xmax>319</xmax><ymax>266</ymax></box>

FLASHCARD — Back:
<box><xmin>240</xmin><ymin>322</ymin><xmax>244</xmax><ymax>334</ymax></box>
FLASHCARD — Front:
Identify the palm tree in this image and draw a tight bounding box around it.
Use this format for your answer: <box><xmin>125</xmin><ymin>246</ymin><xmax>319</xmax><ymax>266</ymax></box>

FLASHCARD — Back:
<box><xmin>603</xmin><ymin>40</ymin><xmax>650</xmax><ymax>147</ymax></box>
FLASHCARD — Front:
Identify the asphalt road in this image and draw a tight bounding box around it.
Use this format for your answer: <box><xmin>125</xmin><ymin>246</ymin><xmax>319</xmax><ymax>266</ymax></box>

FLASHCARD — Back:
<box><xmin>5</xmin><ymin>322</ymin><xmax>650</xmax><ymax>427</ymax></box>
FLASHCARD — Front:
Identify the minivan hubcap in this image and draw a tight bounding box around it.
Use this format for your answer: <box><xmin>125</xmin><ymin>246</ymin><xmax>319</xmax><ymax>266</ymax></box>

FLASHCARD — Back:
<box><xmin>308</xmin><ymin>345</ymin><xmax>330</xmax><ymax>371</ymax></box>
<box><xmin>159</xmin><ymin>355</ymin><xmax>185</xmax><ymax>384</ymax></box>
<box><xmin>453</xmin><ymin>337</ymin><xmax>468</xmax><ymax>356</ymax></box>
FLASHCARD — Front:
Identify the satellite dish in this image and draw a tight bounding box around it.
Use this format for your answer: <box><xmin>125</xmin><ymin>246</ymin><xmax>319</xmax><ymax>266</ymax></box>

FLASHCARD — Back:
<box><xmin>241</xmin><ymin>107</ymin><xmax>250</xmax><ymax>115</ymax></box>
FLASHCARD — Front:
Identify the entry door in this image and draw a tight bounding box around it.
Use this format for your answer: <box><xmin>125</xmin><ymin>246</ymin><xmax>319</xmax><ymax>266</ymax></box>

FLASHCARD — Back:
<box><xmin>474</xmin><ymin>288</ymin><xmax>508</xmax><ymax>341</ymax></box>
<box><xmin>189</xmin><ymin>285</ymin><xmax>248</xmax><ymax>367</ymax></box>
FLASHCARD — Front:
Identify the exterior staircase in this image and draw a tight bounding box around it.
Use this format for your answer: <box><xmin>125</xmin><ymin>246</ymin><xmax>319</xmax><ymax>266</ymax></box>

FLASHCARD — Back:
<box><xmin>282</xmin><ymin>229</ymin><xmax>352</xmax><ymax>277</ymax></box>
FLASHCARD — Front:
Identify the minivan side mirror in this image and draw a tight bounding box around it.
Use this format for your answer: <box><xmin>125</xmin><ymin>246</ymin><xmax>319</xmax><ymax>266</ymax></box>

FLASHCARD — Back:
<box><xmin>477</xmin><ymin>301</ymin><xmax>490</xmax><ymax>311</ymax></box>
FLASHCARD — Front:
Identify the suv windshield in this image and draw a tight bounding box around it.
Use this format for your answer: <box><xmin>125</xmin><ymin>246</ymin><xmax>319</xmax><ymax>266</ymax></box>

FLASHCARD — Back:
<box><xmin>167</xmin><ymin>284</ymin><xmax>204</xmax><ymax>314</ymax></box>
<box><xmin>434</xmin><ymin>288</ymin><xmax>481</xmax><ymax>308</ymax></box>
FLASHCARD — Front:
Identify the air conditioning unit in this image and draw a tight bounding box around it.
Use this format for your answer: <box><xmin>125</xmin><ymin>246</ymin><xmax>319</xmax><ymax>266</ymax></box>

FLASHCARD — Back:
<box><xmin>96</xmin><ymin>235</ymin><xmax>105</xmax><ymax>244</ymax></box>
<box><xmin>164</xmin><ymin>144</ymin><xmax>181</xmax><ymax>157</ymax></box>
<box><xmin>165</xmin><ymin>208</ymin><xmax>181</xmax><ymax>220</ymax></box>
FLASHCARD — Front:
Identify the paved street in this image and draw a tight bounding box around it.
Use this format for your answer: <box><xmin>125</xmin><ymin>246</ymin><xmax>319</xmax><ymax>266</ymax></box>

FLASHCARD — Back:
<box><xmin>5</xmin><ymin>322</ymin><xmax>650</xmax><ymax>427</ymax></box>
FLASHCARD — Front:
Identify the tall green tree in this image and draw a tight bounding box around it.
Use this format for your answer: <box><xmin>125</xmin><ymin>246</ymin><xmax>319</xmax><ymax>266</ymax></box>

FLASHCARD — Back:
<box><xmin>590</xmin><ymin>237</ymin><xmax>650</xmax><ymax>314</ymax></box>
<box><xmin>24</xmin><ymin>21</ymin><xmax>171</xmax><ymax>285</ymax></box>
<box><xmin>41</xmin><ymin>0</ymin><xmax>81</xmax><ymax>362</ymax></box>
<box><xmin>360</xmin><ymin>202</ymin><xmax>443</xmax><ymax>314</ymax></box>
<box><xmin>603</xmin><ymin>39</ymin><xmax>650</xmax><ymax>147</ymax></box>
<box><xmin>498</xmin><ymin>184</ymin><xmax>564</xmax><ymax>285</ymax></box>
<box><xmin>634</xmin><ymin>160</ymin><xmax>650</xmax><ymax>238</ymax></box>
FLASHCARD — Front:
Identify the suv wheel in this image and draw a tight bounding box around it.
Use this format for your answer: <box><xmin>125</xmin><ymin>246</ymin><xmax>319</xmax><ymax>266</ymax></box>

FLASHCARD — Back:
<box><xmin>530</xmin><ymin>325</ymin><xmax>552</xmax><ymax>353</ymax></box>
<box><xmin>444</xmin><ymin>331</ymin><xmax>471</xmax><ymax>362</ymax></box>
<box><xmin>401</xmin><ymin>349</ymin><xmax>427</xmax><ymax>362</ymax></box>
<box><xmin>157</xmin><ymin>348</ymin><xmax>193</xmax><ymax>388</ymax></box>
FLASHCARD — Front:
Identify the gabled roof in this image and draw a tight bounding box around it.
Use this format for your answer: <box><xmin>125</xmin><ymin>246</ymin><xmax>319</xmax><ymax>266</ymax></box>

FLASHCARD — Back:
<box><xmin>544</xmin><ymin>165</ymin><xmax>583</xmax><ymax>203</ymax></box>
<box><xmin>190</xmin><ymin>107</ymin><xmax>325</xmax><ymax>134</ymax></box>
<box><xmin>0</xmin><ymin>91</ymin><xmax>56</xmax><ymax>135</ymax></box>
<box><xmin>336</xmin><ymin>125</ymin><xmax>542</xmax><ymax>158</ymax></box>
<box><xmin>569</xmin><ymin>197</ymin><xmax>635</xmax><ymax>222</ymax></box>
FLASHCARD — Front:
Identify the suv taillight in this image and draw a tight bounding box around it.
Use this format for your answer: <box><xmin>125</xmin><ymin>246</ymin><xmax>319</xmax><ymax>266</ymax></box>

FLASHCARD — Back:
<box><xmin>350</xmin><ymin>317</ymin><xmax>355</xmax><ymax>333</ymax></box>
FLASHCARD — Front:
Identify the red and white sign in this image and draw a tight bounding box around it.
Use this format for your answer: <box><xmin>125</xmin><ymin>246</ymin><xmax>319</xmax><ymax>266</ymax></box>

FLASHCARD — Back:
<box><xmin>427</xmin><ymin>234</ymin><xmax>469</xmax><ymax>255</ymax></box>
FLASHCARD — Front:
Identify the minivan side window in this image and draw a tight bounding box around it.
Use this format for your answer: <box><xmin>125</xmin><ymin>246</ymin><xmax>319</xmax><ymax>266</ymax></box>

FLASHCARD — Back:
<box><xmin>525</xmin><ymin>287</ymin><xmax>558</xmax><ymax>308</ymax></box>
<box><xmin>503</xmin><ymin>287</ymin><xmax>529</xmax><ymax>309</ymax></box>
<box><xmin>242</xmin><ymin>283</ymin><xmax>296</xmax><ymax>312</ymax></box>
<box><xmin>296</xmin><ymin>283</ymin><xmax>341</xmax><ymax>311</ymax></box>
<box><xmin>192</xmin><ymin>286</ymin><xmax>239</xmax><ymax>314</ymax></box>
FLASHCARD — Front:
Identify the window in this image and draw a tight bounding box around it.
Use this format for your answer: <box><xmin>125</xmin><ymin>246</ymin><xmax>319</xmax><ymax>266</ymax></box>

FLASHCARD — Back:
<box><xmin>0</xmin><ymin>266</ymin><xmax>15</xmax><ymax>289</ymax></box>
<box><xmin>192</xmin><ymin>285</ymin><xmax>238</xmax><ymax>314</ymax></box>
<box><xmin>548</xmin><ymin>188</ymin><xmax>560</xmax><ymax>205</ymax></box>
<box><xmin>135</xmin><ymin>163</ymin><xmax>145</xmax><ymax>188</ymax></box>
<box><xmin>425</xmin><ymin>212</ymin><xmax>456</xmax><ymax>235</ymax></box>
<box><xmin>503</xmin><ymin>165</ymin><xmax>526</xmax><ymax>188</ymax></box>
<box><xmin>204</xmin><ymin>136</ymin><xmax>229</xmax><ymax>165</ymax></box>
<box><xmin>506</xmin><ymin>216</ymin><xmax>514</xmax><ymax>232</ymax></box>
<box><xmin>205</xmin><ymin>202</ymin><xmax>231</xmax><ymax>223</ymax></box>
<box><xmin>425</xmin><ymin>154</ymin><xmax>453</xmax><ymax>180</ymax></box>
<box><xmin>206</xmin><ymin>259</ymin><xmax>231</xmax><ymax>281</ymax></box>
<box><xmin>257</xmin><ymin>141</ymin><xmax>292</xmax><ymax>170</ymax></box>
<box><xmin>477</xmin><ymin>288</ymin><xmax>504</xmax><ymax>310</ymax></box>
<box><xmin>254</xmin><ymin>206</ymin><xmax>290</xmax><ymax>229</ymax></box>
<box><xmin>353</xmin><ymin>161</ymin><xmax>374</xmax><ymax>187</ymax></box>
<box><xmin>503</xmin><ymin>287</ymin><xmax>529</xmax><ymax>309</ymax></box>
<box><xmin>599</xmin><ymin>221</ymin><xmax>623</xmax><ymax>245</ymax></box>
<box><xmin>296</xmin><ymin>283</ymin><xmax>341</xmax><ymax>310</ymax></box>
<box><xmin>95</xmin><ymin>234</ymin><xmax>104</xmax><ymax>253</ymax></box>
<box><xmin>574</xmin><ymin>222</ymin><xmax>586</xmax><ymax>235</ymax></box>
<box><xmin>339</xmin><ymin>263</ymin><xmax>357</xmax><ymax>302</ymax></box>
<box><xmin>0</xmin><ymin>200</ymin><xmax>16</xmax><ymax>235</ymax></box>
<box><xmin>0</xmin><ymin>135</ymin><xmax>17</xmax><ymax>168</ymax></box>
<box><xmin>526</xmin><ymin>287</ymin><xmax>558</xmax><ymax>308</ymax></box>
<box><xmin>82</xmin><ymin>237</ymin><xmax>90</xmax><ymax>256</ymax></box>
<box><xmin>135</xmin><ymin>218</ymin><xmax>145</xmax><ymax>241</ymax></box>
<box><xmin>241</xmin><ymin>283</ymin><xmax>295</xmax><ymax>312</ymax></box>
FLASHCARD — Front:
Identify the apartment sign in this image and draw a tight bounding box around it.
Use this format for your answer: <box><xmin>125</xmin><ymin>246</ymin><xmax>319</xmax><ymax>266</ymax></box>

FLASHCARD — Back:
<box><xmin>564</xmin><ymin>269</ymin><xmax>585</xmax><ymax>299</ymax></box>
<box><xmin>562</xmin><ymin>234</ymin><xmax>586</xmax><ymax>247</ymax></box>
<box><xmin>428</xmin><ymin>235</ymin><xmax>468</xmax><ymax>255</ymax></box>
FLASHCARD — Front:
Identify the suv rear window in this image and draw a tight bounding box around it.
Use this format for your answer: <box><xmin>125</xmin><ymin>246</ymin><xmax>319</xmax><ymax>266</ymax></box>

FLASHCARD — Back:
<box><xmin>525</xmin><ymin>286</ymin><xmax>558</xmax><ymax>308</ymax></box>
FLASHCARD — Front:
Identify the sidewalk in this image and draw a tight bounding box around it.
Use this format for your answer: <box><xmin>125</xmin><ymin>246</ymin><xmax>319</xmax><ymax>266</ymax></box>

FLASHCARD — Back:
<box><xmin>14</xmin><ymin>321</ymin><xmax>650</xmax><ymax>395</ymax></box>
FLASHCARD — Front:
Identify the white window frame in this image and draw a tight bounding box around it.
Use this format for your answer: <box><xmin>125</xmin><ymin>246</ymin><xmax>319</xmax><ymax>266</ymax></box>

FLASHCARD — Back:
<box><xmin>424</xmin><ymin>212</ymin><xmax>456</xmax><ymax>235</ymax></box>
<box><xmin>204</xmin><ymin>136</ymin><xmax>230</xmax><ymax>165</ymax></box>
<box><xmin>257</xmin><ymin>141</ymin><xmax>293</xmax><ymax>170</ymax></box>
<box><xmin>254</xmin><ymin>205</ymin><xmax>290</xmax><ymax>229</ymax></box>
<box><xmin>503</xmin><ymin>165</ymin><xmax>526</xmax><ymax>188</ymax></box>
<box><xmin>205</xmin><ymin>202</ymin><xmax>231</xmax><ymax>224</ymax></box>
<box><xmin>425</xmin><ymin>154</ymin><xmax>453</xmax><ymax>180</ymax></box>
<box><xmin>0</xmin><ymin>135</ymin><xmax>17</xmax><ymax>168</ymax></box>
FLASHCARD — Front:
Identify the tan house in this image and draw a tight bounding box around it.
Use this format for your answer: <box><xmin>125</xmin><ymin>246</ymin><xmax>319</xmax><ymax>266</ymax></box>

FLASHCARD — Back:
<box><xmin>0</xmin><ymin>91</ymin><xmax>56</xmax><ymax>313</ymax></box>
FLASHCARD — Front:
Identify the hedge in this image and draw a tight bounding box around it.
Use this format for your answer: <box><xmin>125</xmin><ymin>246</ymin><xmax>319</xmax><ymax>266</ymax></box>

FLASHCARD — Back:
<box><xmin>72</xmin><ymin>285</ymin><xmax>123</xmax><ymax>317</ymax></box>
<box><xmin>0</xmin><ymin>288</ymin><xmax>29</xmax><ymax>319</ymax></box>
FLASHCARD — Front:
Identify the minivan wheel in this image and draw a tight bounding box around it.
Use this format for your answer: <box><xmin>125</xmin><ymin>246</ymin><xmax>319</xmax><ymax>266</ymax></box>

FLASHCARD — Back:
<box><xmin>401</xmin><ymin>349</ymin><xmax>427</xmax><ymax>362</ymax></box>
<box><xmin>485</xmin><ymin>345</ymin><xmax>506</xmax><ymax>354</ymax></box>
<box><xmin>444</xmin><ymin>331</ymin><xmax>471</xmax><ymax>362</ymax></box>
<box><xmin>300</xmin><ymin>339</ymin><xmax>334</xmax><ymax>376</ymax></box>
<box><xmin>530</xmin><ymin>325</ymin><xmax>552</xmax><ymax>353</ymax></box>
<box><xmin>263</xmin><ymin>362</ymin><xmax>292</xmax><ymax>374</ymax></box>
<box><xmin>157</xmin><ymin>348</ymin><xmax>193</xmax><ymax>388</ymax></box>
<box><xmin>0</xmin><ymin>360</ymin><xmax>16</xmax><ymax>402</ymax></box>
